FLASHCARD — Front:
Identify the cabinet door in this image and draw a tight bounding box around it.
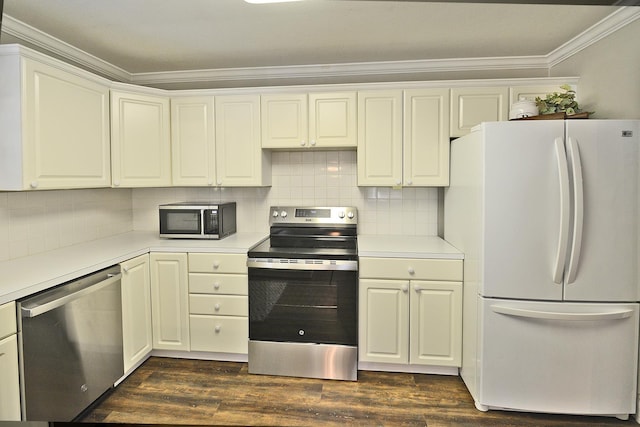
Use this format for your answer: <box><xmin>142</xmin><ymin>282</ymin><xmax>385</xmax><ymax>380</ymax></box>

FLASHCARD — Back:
<box><xmin>121</xmin><ymin>254</ymin><xmax>152</xmax><ymax>373</ymax></box>
<box><xmin>309</xmin><ymin>92</ymin><xmax>357</xmax><ymax>148</ymax></box>
<box><xmin>111</xmin><ymin>90</ymin><xmax>171</xmax><ymax>187</ymax></box>
<box><xmin>150</xmin><ymin>253</ymin><xmax>189</xmax><ymax>351</ymax></box>
<box><xmin>409</xmin><ymin>281</ymin><xmax>462</xmax><ymax>367</ymax></box>
<box><xmin>358</xmin><ymin>279</ymin><xmax>409</xmax><ymax>364</ymax></box>
<box><xmin>0</xmin><ymin>334</ymin><xmax>21</xmax><ymax>421</ymax></box>
<box><xmin>215</xmin><ymin>95</ymin><xmax>271</xmax><ymax>186</ymax></box>
<box><xmin>450</xmin><ymin>87</ymin><xmax>508</xmax><ymax>137</ymax></box>
<box><xmin>261</xmin><ymin>94</ymin><xmax>308</xmax><ymax>148</ymax></box>
<box><xmin>404</xmin><ymin>89</ymin><xmax>450</xmax><ymax>186</ymax></box>
<box><xmin>357</xmin><ymin>91</ymin><xmax>403</xmax><ymax>186</ymax></box>
<box><xmin>171</xmin><ymin>96</ymin><xmax>216</xmax><ymax>186</ymax></box>
<box><xmin>23</xmin><ymin>58</ymin><xmax>111</xmax><ymax>190</ymax></box>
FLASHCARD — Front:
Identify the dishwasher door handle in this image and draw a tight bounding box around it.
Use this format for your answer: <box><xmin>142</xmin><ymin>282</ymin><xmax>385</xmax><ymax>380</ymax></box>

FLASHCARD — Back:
<box><xmin>21</xmin><ymin>272</ymin><xmax>122</xmax><ymax>318</ymax></box>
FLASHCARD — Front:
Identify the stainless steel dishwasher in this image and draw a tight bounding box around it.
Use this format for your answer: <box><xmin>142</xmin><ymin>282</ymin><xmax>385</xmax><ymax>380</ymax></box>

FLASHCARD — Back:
<box><xmin>17</xmin><ymin>265</ymin><xmax>124</xmax><ymax>421</ymax></box>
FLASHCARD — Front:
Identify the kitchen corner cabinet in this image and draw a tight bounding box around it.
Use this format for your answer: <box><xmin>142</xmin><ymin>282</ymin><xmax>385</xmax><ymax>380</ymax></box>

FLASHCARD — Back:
<box><xmin>261</xmin><ymin>92</ymin><xmax>357</xmax><ymax>149</ymax></box>
<box><xmin>171</xmin><ymin>96</ymin><xmax>216</xmax><ymax>186</ymax></box>
<box><xmin>359</xmin><ymin>257</ymin><xmax>463</xmax><ymax>367</ymax></box>
<box><xmin>0</xmin><ymin>302</ymin><xmax>21</xmax><ymax>421</ymax></box>
<box><xmin>120</xmin><ymin>254</ymin><xmax>153</xmax><ymax>374</ymax></box>
<box><xmin>0</xmin><ymin>51</ymin><xmax>111</xmax><ymax>190</ymax></box>
<box><xmin>188</xmin><ymin>253</ymin><xmax>249</xmax><ymax>354</ymax></box>
<box><xmin>215</xmin><ymin>95</ymin><xmax>271</xmax><ymax>186</ymax></box>
<box><xmin>150</xmin><ymin>253</ymin><xmax>190</xmax><ymax>351</ymax></box>
<box><xmin>450</xmin><ymin>87</ymin><xmax>509</xmax><ymax>137</ymax></box>
<box><xmin>111</xmin><ymin>90</ymin><xmax>171</xmax><ymax>187</ymax></box>
<box><xmin>357</xmin><ymin>89</ymin><xmax>450</xmax><ymax>187</ymax></box>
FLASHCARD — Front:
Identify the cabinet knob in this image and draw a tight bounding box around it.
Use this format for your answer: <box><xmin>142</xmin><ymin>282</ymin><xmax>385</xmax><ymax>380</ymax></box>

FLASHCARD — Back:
<box><xmin>406</xmin><ymin>180</ymin><xmax>413</xmax><ymax>186</ymax></box>
<box><xmin>396</xmin><ymin>180</ymin><xmax>402</xmax><ymax>186</ymax></box>
<box><xmin>300</xmin><ymin>140</ymin><xmax>306</xmax><ymax>147</ymax></box>
<box><xmin>216</xmin><ymin>180</ymin><xmax>222</xmax><ymax>186</ymax></box>
<box><xmin>213</xmin><ymin>283</ymin><xmax>220</xmax><ymax>290</ymax></box>
<box><xmin>401</xmin><ymin>284</ymin><xmax>409</xmax><ymax>292</ymax></box>
<box><xmin>214</xmin><ymin>325</ymin><xmax>221</xmax><ymax>333</ymax></box>
<box><xmin>408</xmin><ymin>267</ymin><xmax>415</xmax><ymax>275</ymax></box>
<box><xmin>208</xmin><ymin>180</ymin><xmax>214</xmax><ymax>186</ymax></box>
<box><xmin>213</xmin><ymin>261</ymin><xmax>220</xmax><ymax>270</ymax></box>
<box><xmin>113</xmin><ymin>180</ymin><xmax>120</xmax><ymax>187</ymax></box>
<box><xmin>310</xmin><ymin>140</ymin><xmax>316</xmax><ymax>146</ymax></box>
<box><xmin>414</xmin><ymin>285</ymin><xmax>422</xmax><ymax>292</ymax></box>
<box><xmin>214</xmin><ymin>303</ymin><xmax>221</xmax><ymax>311</ymax></box>
<box><xmin>30</xmin><ymin>181</ymin><xmax>38</xmax><ymax>189</ymax></box>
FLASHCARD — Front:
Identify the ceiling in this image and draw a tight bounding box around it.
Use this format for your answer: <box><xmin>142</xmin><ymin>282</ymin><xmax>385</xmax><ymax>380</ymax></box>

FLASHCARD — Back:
<box><xmin>0</xmin><ymin>0</ymin><xmax>637</xmax><ymax>88</ymax></box>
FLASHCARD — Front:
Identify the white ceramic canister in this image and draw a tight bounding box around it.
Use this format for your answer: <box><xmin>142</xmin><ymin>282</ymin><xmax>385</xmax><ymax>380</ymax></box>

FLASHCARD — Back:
<box><xmin>509</xmin><ymin>100</ymin><xmax>539</xmax><ymax>120</ymax></box>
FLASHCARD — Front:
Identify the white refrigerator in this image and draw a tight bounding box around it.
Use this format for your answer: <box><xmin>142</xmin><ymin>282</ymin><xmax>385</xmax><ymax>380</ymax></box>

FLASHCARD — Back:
<box><xmin>444</xmin><ymin>120</ymin><xmax>640</xmax><ymax>419</ymax></box>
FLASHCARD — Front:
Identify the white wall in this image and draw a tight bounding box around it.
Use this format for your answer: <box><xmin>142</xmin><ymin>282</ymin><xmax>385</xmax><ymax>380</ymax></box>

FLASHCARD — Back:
<box><xmin>550</xmin><ymin>18</ymin><xmax>640</xmax><ymax>119</ymax></box>
<box><xmin>0</xmin><ymin>188</ymin><xmax>132</xmax><ymax>262</ymax></box>
<box><xmin>132</xmin><ymin>151</ymin><xmax>439</xmax><ymax>236</ymax></box>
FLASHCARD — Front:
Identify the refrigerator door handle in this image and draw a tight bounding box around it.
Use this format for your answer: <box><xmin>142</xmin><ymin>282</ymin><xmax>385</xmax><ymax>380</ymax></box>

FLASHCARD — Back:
<box><xmin>491</xmin><ymin>305</ymin><xmax>635</xmax><ymax>321</ymax></box>
<box><xmin>553</xmin><ymin>137</ymin><xmax>570</xmax><ymax>285</ymax></box>
<box><xmin>566</xmin><ymin>137</ymin><xmax>584</xmax><ymax>284</ymax></box>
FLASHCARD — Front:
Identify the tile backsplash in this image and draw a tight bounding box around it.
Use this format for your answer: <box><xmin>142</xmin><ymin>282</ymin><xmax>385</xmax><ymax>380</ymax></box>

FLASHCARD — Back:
<box><xmin>0</xmin><ymin>188</ymin><xmax>133</xmax><ymax>262</ymax></box>
<box><xmin>132</xmin><ymin>151</ymin><xmax>439</xmax><ymax>236</ymax></box>
<box><xmin>0</xmin><ymin>151</ymin><xmax>439</xmax><ymax>262</ymax></box>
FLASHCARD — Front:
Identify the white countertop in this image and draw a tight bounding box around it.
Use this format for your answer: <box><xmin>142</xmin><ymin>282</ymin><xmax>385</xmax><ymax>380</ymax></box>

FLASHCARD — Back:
<box><xmin>0</xmin><ymin>231</ymin><xmax>267</xmax><ymax>305</ymax></box>
<box><xmin>1</xmin><ymin>232</ymin><xmax>463</xmax><ymax>306</ymax></box>
<box><xmin>358</xmin><ymin>235</ymin><xmax>463</xmax><ymax>260</ymax></box>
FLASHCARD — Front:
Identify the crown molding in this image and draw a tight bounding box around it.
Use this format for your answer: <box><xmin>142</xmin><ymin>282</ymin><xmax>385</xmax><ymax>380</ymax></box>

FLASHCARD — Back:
<box><xmin>1</xmin><ymin>14</ymin><xmax>131</xmax><ymax>81</ymax></box>
<box><xmin>2</xmin><ymin>7</ymin><xmax>637</xmax><ymax>86</ymax></box>
<box><xmin>547</xmin><ymin>6</ymin><xmax>640</xmax><ymax>67</ymax></box>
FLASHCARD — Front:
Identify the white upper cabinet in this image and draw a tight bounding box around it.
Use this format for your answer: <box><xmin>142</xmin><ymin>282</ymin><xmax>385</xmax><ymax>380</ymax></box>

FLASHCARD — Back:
<box><xmin>509</xmin><ymin>84</ymin><xmax>567</xmax><ymax>105</ymax></box>
<box><xmin>0</xmin><ymin>47</ymin><xmax>111</xmax><ymax>190</ymax></box>
<box><xmin>450</xmin><ymin>87</ymin><xmax>509</xmax><ymax>137</ymax></box>
<box><xmin>358</xmin><ymin>89</ymin><xmax>450</xmax><ymax>187</ymax></box>
<box><xmin>110</xmin><ymin>89</ymin><xmax>171</xmax><ymax>187</ymax></box>
<box><xmin>262</xmin><ymin>92</ymin><xmax>356</xmax><ymax>149</ymax></box>
<box><xmin>171</xmin><ymin>96</ymin><xmax>216</xmax><ymax>186</ymax></box>
<box><xmin>357</xmin><ymin>90</ymin><xmax>403</xmax><ymax>186</ymax></box>
<box><xmin>215</xmin><ymin>95</ymin><xmax>271</xmax><ymax>186</ymax></box>
<box><xmin>403</xmin><ymin>89</ymin><xmax>450</xmax><ymax>187</ymax></box>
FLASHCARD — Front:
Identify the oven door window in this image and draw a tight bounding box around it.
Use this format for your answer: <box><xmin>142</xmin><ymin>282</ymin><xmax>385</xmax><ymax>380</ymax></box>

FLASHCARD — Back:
<box><xmin>249</xmin><ymin>268</ymin><xmax>357</xmax><ymax>346</ymax></box>
<box><xmin>160</xmin><ymin>210</ymin><xmax>202</xmax><ymax>235</ymax></box>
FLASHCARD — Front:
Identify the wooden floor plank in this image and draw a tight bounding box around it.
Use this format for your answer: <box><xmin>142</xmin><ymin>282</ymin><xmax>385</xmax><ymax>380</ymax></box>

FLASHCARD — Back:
<box><xmin>80</xmin><ymin>357</ymin><xmax>637</xmax><ymax>426</ymax></box>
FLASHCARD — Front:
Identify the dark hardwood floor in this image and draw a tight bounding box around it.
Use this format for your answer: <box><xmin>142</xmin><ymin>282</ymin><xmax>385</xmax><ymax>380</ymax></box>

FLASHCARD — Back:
<box><xmin>80</xmin><ymin>357</ymin><xmax>637</xmax><ymax>426</ymax></box>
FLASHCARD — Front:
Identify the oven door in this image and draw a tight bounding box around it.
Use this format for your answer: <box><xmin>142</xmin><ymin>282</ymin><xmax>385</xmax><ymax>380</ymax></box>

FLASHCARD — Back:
<box><xmin>248</xmin><ymin>259</ymin><xmax>357</xmax><ymax>346</ymax></box>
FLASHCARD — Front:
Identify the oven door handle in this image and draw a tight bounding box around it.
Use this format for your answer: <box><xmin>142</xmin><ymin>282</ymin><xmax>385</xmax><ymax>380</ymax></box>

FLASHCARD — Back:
<box><xmin>247</xmin><ymin>258</ymin><xmax>358</xmax><ymax>271</ymax></box>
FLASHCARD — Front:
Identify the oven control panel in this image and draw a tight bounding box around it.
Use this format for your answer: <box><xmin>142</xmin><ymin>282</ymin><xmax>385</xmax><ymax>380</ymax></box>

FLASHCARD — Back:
<box><xmin>270</xmin><ymin>206</ymin><xmax>357</xmax><ymax>225</ymax></box>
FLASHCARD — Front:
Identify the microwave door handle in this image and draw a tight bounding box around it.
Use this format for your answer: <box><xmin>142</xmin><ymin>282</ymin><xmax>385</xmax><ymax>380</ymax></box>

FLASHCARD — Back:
<box><xmin>566</xmin><ymin>137</ymin><xmax>584</xmax><ymax>284</ymax></box>
<box><xmin>553</xmin><ymin>137</ymin><xmax>570</xmax><ymax>285</ymax></box>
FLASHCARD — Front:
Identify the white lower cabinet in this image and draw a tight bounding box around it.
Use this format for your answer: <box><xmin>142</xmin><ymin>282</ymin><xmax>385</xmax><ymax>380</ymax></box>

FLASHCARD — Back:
<box><xmin>188</xmin><ymin>253</ymin><xmax>248</xmax><ymax>355</ymax></box>
<box><xmin>359</xmin><ymin>257</ymin><xmax>463</xmax><ymax>368</ymax></box>
<box><xmin>0</xmin><ymin>302</ymin><xmax>21</xmax><ymax>421</ymax></box>
<box><xmin>120</xmin><ymin>254</ymin><xmax>153</xmax><ymax>374</ymax></box>
<box><xmin>150</xmin><ymin>253</ymin><xmax>190</xmax><ymax>351</ymax></box>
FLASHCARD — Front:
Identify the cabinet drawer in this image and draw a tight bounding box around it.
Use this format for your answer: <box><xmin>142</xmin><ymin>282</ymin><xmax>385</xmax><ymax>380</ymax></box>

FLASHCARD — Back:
<box><xmin>359</xmin><ymin>257</ymin><xmax>462</xmax><ymax>281</ymax></box>
<box><xmin>0</xmin><ymin>302</ymin><xmax>16</xmax><ymax>340</ymax></box>
<box><xmin>189</xmin><ymin>273</ymin><xmax>248</xmax><ymax>295</ymax></box>
<box><xmin>189</xmin><ymin>294</ymin><xmax>248</xmax><ymax>316</ymax></box>
<box><xmin>190</xmin><ymin>315</ymin><xmax>248</xmax><ymax>354</ymax></box>
<box><xmin>188</xmin><ymin>253</ymin><xmax>247</xmax><ymax>274</ymax></box>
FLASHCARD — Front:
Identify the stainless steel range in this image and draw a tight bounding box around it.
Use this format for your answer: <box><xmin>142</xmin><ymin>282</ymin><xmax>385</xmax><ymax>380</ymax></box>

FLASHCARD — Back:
<box><xmin>247</xmin><ymin>206</ymin><xmax>358</xmax><ymax>381</ymax></box>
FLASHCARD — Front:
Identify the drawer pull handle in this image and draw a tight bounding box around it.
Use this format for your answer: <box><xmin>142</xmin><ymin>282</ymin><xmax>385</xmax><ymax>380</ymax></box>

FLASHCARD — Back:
<box><xmin>213</xmin><ymin>261</ymin><xmax>220</xmax><ymax>270</ymax></box>
<box><xmin>214</xmin><ymin>303</ymin><xmax>221</xmax><ymax>311</ymax></box>
<box><xmin>408</xmin><ymin>267</ymin><xmax>415</xmax><ymax>275</ymax></box>
<box><xmin>213</xmin><ymin>283</ymin><xmax>220</xmax><ymax>290</ymax></box>
<box><xmin>0</xmin><ymin>352</ymin><xmax>5</xmax><ymax>357</ymax></box>
<box><xmin>215</xmin><ymin>325</ymin><xmax>221</xmax><ymax>333</ymax></box>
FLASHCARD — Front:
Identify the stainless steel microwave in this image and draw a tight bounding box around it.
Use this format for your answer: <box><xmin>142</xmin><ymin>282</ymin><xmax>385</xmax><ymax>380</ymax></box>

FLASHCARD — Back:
<box><xmin>159</xmin><ymin>202</ymin><xmax>236</xmax><ymax>239</ymax></box>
